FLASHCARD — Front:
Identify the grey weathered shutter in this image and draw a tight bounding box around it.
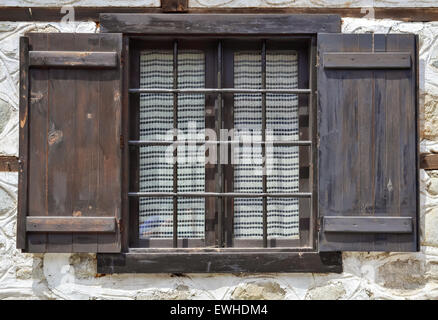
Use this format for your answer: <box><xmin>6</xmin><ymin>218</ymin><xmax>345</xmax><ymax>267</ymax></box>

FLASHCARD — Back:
<box><xmin>318</xmin><ymin>33</ymin><xmax>419</xmax><ymax>252</ymax></box>
<box><xmin>17</xmin><ymin>33</ymin><xmax>123</xmax><ymax>253</ymax></box>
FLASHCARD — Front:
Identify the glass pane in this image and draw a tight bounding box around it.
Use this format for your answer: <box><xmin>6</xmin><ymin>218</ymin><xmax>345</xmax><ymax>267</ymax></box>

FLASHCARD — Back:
<box><xmin>140</xmin><ymin>51</ymin><xmax>173</xmax><ymax>141</ymax></box>
<box><xmin>139</xmin><ymin>197</ymin><xmax>173</xmax><ymax>239</ymax></box>
<box><xmin>139</xmin><ymin>49</ymin><xmax>205</xmax><ymax>240</ymax></box>
<box><xmin>266</xmin><ymin>145</ymin><xmax>300</xmax><ymax>239</ymax></box>
<box><xmin>177</xmin><ymin>197</ymin><xmax>205</xmax><ymax>239</ymax></box>
<box><xmin>233</xmin><ymin>51</ymin><xmax>263</xmax><ymax>239</ymax></box>
<box><xmin>233</xmin><ymin>50</ymin><xmax>300</xmax><ymax>240</ymax></box>
<box><xmin>266</xmin><ymin>51</ymin><xmax>299</xmax><ymax>142</ymax></box>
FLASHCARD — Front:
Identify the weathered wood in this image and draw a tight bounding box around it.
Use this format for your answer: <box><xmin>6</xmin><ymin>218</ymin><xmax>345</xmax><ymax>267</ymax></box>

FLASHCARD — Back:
<box><xmin>121</xmin><ymin>35</ymin><xmax>130</xmax><ymax>252</ymax></box>
<box><xmin>17</xmin><ymin>37</ymin><xmax>29</xmax><ymax>250</ymax></box>
<box><xmin>29</xmin><ymin>51</ymin><xmax>118</xmax><ymax>68</ymax></box>
<box><xmin>0</xmin><ymin>156</ymin><xmax>19</xmax><ymax>172</ymax></box>
<box><xmin>21</xmin><ymin>33</ymin><xmax>123</xmax><ymax>253</ymax></box>
<box><xmin>27</xmin><ymin>217</ymin><xmax>117</xmax><ymax>232</ymax></box>
<box><xmin>420</xmin><ymin>153</ymin><xmax>438</xmax><ymax>170</ymax></box>
<box><xmin>96</xmin><ymin>34</ymin><xmax>123</xmax><ymax>253</ymax></box>
<box><xmin>324</xmin><ymin>217</ymin><xmax>413</xmax><ymax>233</ymax></box>
<box><xmin>2</xmin><ymin>7</ymin><xmax>438</xmax><ymax>23</ymax></box>
<box><xmin>27</xmin><ymin>33</ymin><xmax>49</xmax><ymax>253</ymax></box>
<box><xmin>97</xmin><ymin>251</ymin><xmax>342</xmax><ymax>273</ymax></box>
<box><xmin>318</xmin><ymin>33</ymin><xmax>418</xmax><ymax>252</ymax></box>
<box><xmin>161</xmin><ymin>0</ymin><xmax>188</xmax><ymax>13</ymax></box>
<box><xmin>323</xmin><ymin>52</ymin><xmax>411</xmax><ymax>69</ymax></box>
<box><xmin>99</xmin><ymin>14</ymin><xmax>341</xmax><ymax>34</ymax></box>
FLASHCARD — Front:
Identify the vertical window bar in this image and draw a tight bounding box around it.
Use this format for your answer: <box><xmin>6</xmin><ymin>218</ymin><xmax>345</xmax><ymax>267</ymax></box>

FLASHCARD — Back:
<box><xmin>309</xmin><ymin>36</ymin><xmax>317</xmax><ymax>247</ymax></box>
<box><xmin>173</xmin><ymin>40</ymin><xmax>178</xmax><ymax>248</ymax></box>
<box><xmin>261</xmin><ymin>40</ymin><xmax>268</xmax><ymax>248</ymax></box>
<box><xmin>217</xmin><ymin>40</ymin><xmax>224</xmax><ymax>247</ymax></box>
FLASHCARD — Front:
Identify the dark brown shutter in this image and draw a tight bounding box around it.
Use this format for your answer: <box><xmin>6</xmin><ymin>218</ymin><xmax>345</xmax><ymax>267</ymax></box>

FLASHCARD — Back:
<box><xmin>17</xmin><ymin>33</ymin><xmax>123</xmax><ymax>253</ymax></box>
<box><xmin>317</xmin><ymin>33</ymin><xmax>419</xmax><ymax>252</ymax></box>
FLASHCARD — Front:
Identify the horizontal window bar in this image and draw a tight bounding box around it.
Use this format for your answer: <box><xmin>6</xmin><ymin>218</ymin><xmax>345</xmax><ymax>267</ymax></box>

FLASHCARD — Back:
<box><xmin>128</xmin><ymin>192</ymin><xmax>312</xmax><ymax>198</ymax></box>
<box><xmin>129</xmin><ymin>88</ymin><xmax>311</xmax><ymax>94</ymax></box>
<box><xmin>128</xmin><ymin>140</ymin><xmax>312</xmax><ymax>146</ymax></box>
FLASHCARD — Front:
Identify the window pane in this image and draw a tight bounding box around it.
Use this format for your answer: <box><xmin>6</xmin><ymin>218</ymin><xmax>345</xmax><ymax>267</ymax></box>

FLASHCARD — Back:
<box><xmin>233</xmin><ymin>50</ymin><xmax>300</xmax><ymax>240</ymax></box>
<box><xmin>266</xmin><ymin>51</ymin><xmax>299</xmax><ymax>141</ymax></box>
<box><xmin>139</xmin><ymin>49</ymin><xmax>205</xmax><ymax>240</ymax></box>
<box><xmin>266</xmin><ymin>145</ymin><xmax>299</xmax><ymax>239</ymax></box>
<box><xmin>140</xmin><ymin>51</ymin><xmax>173</xmax><ymax>141</ymax></box>
<box><xmin>233</xmin><ymin>51</ymin><xmax>263</xmax><ymax>239</ymax></box>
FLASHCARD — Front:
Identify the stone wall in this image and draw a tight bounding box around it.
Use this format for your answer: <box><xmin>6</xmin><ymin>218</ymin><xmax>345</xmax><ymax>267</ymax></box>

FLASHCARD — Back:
<box><xmin>1</xmin><ymin>6</ymin><xmax>438</xmax><ymax>300</ymax></box>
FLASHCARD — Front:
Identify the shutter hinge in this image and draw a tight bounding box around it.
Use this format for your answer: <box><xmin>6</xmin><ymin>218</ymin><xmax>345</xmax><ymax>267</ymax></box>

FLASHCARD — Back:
<box><xmin>120</xmin><ymin>135</ymin><xmax>124</xmax><ymax>149</ymax></box>
<box><xmin>316</xmin><ymin>217</ymin><xmax>321</xmax><ymax>232</ymax></box>
<box><xmin>117</xmin><ymin>219</ymin><xmax>122</xmax><ymax>232</ymax></box>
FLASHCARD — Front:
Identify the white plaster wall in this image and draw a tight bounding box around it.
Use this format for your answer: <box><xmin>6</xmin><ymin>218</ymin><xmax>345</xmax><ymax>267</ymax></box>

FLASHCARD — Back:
<box><xmin>189</xmin><ymin>0</ymin><xmax>438</xmax><ymax>8</ymax></box>
<box><xmin>2</xmin><ymin>0</ymin><xmax>438</xmax><ymax>8</ymax></box>
<box><xmin>1</xmin><ymin>0</ymin><xmax>160</xmax><ymax>7</ymax></box>
<box><xmin>1</xmin><ymin>10</ymin><xmax>438</xmax><ymax>300</ymax></box>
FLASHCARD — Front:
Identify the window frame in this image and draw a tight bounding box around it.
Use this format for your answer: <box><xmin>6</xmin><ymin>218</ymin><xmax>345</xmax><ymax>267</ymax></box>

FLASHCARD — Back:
<box><xmin>97</xmin><ymin>14</ymin><xmax>343</xmax><ymax>273</ymax></box>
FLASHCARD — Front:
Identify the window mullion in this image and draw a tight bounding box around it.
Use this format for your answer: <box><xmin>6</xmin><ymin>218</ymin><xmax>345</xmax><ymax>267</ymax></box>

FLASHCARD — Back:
<box><xmin>173</xmin><ymin>40</ymin><xmax>178</xmax><ymax>248</ymax></box>
<box><xmin>217</xmin><ymin>40</ymin><xmax>224</xmax><ymax>248</ymax></box>
<box><xmin>261</xmin><ymin>40</ymin><xmax>268</xmax><ymax>248</ymax></box>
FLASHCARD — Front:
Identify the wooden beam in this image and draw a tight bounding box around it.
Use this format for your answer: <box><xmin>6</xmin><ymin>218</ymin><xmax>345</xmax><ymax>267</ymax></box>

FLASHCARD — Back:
<box><xmin>29</xmin><ymin>51</ymin><xmax>118</xmax><ymax>68</ymax></box>
<box><xmin>97</xmin><ymin>251</ymin><xmax>342</xmax><ymax>273</ymax></box>
<box><xmin>323</xmin><ymin>52</ymin><xmax>412</xmax><ymax>69</ymax></box>
<box><xmin>420</xmin><ymin>153</ymin><xmax>438</xmax><ymax>170</ymax></box>
<box><xmin>161</xmin><ymin>0</ymin><xmax>188</xmax><ymax>13</ymax></box>
<box><xmin>323</xmin><ymin>216</ymin><xmax>413</xmax><ymax>233</ymax></box>
<box><xmin>26</xmin><ymin>217</ymin><xmax>117</xmax><ymax>233</ymax></box>
<box><xmin>0</xmin><ymin>156</ymin><xmax>19</xmax><ymax>172</ymax></box>
<box><xmin>1</xmin><ymin>7</ymin><xmax>438</xmax><ymax>22</ymax></box>
<box><xmin>99</xmin><ymin>13</ymin><xmax>341</xmax><ymax>34</ymax></box>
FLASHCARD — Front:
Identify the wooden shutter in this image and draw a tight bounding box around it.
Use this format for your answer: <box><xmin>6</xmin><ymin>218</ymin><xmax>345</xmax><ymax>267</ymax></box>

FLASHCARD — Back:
<box><xmin>318</xmin><ymin>33</ymin><xmax>419</xmax><ymax>252</ymax></box>
<box><xmin>17</xmin><ymin>33</ymin><xmax>123</xmax><ymax>253</ymax></box>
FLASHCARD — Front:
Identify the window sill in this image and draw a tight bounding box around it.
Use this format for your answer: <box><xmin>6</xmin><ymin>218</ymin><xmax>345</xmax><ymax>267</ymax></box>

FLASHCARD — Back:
<box><xmin>96</xmin><ymin>250</ymin><xmax>342</xmax><ymax>274</ymax></box>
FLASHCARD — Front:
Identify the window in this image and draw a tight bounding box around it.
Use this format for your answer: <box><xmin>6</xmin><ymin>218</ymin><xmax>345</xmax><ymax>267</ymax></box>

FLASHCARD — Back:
<box><xmin>128</xmin><ymin>38</ymin><xmax>314</xmax><ymax>250</ymax></box>
<box><xmin>18</xmin><ymin>14</ymin><xmax>419</xmax><ymax>274</ymax></box>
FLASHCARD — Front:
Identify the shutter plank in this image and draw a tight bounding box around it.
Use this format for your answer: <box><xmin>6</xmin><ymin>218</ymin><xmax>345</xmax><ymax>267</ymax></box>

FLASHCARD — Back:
<box><xmin>357</xmin><ymin>34</ymin><xmax>374</xmax><ymax>249</ymax></box>
<box><xmin>96</xmin><ymin>34</ymin><xmax>122</xmax><ymax>253</ymax></box>
<box><xmin>27</xmin><ymin>33</ymin><xmax>49</xmax><ymax>253</ymax></box>
<box><xmin>17</xmin><ymin>37</ymin><xmax>29</xmax><ymax>250</ymax></box>
<box><xmin>318</xmin><ymin>33</ymin><xmax>418</xmax><ymax>252</ymax></box>
<box><xmin>72</xmin><ymin>34</ymin><xmax>100</xmax><ymax>252</ymax></box>
<box><xmin>47</xmin><ymin>33</ymin><xmax>76</xmax><ymax>252</ymax></box>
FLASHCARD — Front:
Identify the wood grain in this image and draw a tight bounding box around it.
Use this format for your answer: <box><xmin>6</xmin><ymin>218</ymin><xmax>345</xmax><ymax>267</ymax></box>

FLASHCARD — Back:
<box><xmin>323</xmin><ymin>52</ymin><xmax>411</xmax><ymax>69</ymax></box>
<box><xmin>97</xmin><ymin>251</ymin><xmax>342</xmax><ymax>273</ymax></box>
<box><xmin>17</xmin><ymin>37</ymin><xmax>29</xmax><ymax>250</ymax></box>
<box><xmin>318</xmin><ymin>33</ymin><xmax>418</xmax><ymax>252</ymax></box>
<box><xmin>20</xmin><ymin>33</ymin><xmax>123</xmax><ymax>253</ymax></box>
<box><xmin>161</xmin><ymin>0</ymin><xmax>188</xmax><ymax>13</ymax></box>
<box><xmin>323</xmin><ymin>216</ymin><xmax>413</xmax><ymax>233</ymax></box>
<box><xmin>2</xmin><ymin>7</ymin><xmax>438</xmax><ymax>23</ymax></box>
<box><xmin>29</xmin><ymin>51</ymin><xmax>118</xmax><ymax>68</ymax></box>
<box><xmin>27</xmin><ymin>217</ymin><xmax>117</xmax><ymax>233</ymax></box>
<box><xmin>420</xmin><ymin>153</ymin><xmax>438</xmax><ymax>170</ymax></box>
<box><xmin>99</xmin><ymin>14</ymin><xmax>341</xmax><ymax>34</ymax></box>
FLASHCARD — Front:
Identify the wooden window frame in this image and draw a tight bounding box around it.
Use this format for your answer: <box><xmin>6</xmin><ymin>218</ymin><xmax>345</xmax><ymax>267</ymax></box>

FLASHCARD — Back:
<box><xmin>97</xmin><ymin>14</ymin><xmax>343</xmax><ymax>273</ymax></box>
